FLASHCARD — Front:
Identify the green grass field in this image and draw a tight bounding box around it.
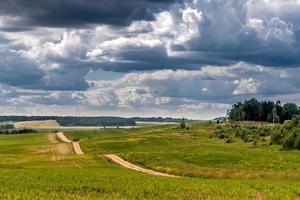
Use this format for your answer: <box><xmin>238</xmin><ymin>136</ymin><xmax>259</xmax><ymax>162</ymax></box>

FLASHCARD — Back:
<box><xmin>0</xmin><ymin>123</ymin><xmax>300</xmax><ymax>199</ymax></box>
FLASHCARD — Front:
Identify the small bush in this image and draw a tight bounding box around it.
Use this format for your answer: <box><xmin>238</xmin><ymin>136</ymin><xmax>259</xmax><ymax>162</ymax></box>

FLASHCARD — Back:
<box><xmin>270</xmin><ymin>116</ymin><xmax>300</xmax><ymax>150</ymax></box>
<box><xmin>0</xmin><ymin>128</ymin><xmax>36</xmax><ymax>135</ymax></box>
<box><xmin>294</xmin><ymin>135</ymin><xmax>300</xmax><ymax>149</ymax></box>
<box><xmin>73</xmin><ymin>137</ymin><xmax>80</xmax><ymax>142</ymax></box>
<box><xmin>252</xmin><ymin>140</ymin><xmax>257</xmax><ymax>146</ymax></box>
<box><xmin>225</xmin><ymin>138</ymin><xmax>234</xmax><ymax>143</ymax></box>
<box><xmin>282</xmin><ymin>133</ymin><xmax>295</xmax><ymax>149</ymax></box>
<box><xmin>218</xmin><ymin>133</ymin><xmax>226</xmax><ymax>139</ymax></box>
<box><xmin>216</xmin><ymin>125</ymin><xmax>222</xmax><ymax>130</ymax></box>
<box><xmin>180</xmin><ymin>118</ymin><xmax>187</xmax><ymax>129</ymax></box>
<box><xmin>252</xmin><ymin>136</ymin><xmax>260</xmax><ymax>146</ymax></box>
<box><xmin>211</xmin><ymin>122</ymin><xmax>300</xmax><ymax>150</ymax></box>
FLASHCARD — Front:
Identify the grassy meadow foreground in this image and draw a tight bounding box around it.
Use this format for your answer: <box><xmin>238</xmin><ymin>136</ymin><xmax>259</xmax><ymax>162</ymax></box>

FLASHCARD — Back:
<box><xmin>0</xmin><ymin>123</ymin><xmax>300</xmax><ymax>199</ymax></box>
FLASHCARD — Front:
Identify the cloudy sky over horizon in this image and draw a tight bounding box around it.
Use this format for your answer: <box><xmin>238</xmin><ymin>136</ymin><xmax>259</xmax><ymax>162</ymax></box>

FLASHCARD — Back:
<box><xmin>1</xmin><ymin>0</ymin><xmax>300</xmax><ymax>119</ymax></box>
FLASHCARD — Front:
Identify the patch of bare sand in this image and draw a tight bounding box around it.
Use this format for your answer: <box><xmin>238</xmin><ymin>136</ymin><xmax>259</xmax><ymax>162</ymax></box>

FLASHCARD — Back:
<box><xmin>56</xmin><ymin>132</ymin><xmax>72</xmax><ymax>143</ymax></box>
<box><xmin>55</xmin><ymin>143</ymin><xmax>72</xmax><ymax>155</ymax></box>
<box><xmin>49</xmin><ymin>144</ymin><xmax>72</xmax><ymax>161</ymax></box>
<box><xmin>14</xmin><ymin>120</ymin><xmax>61</xmax><ymax>129</ymax></box>
<box><xmin>51</xmin><ymin>143</ymin><xmax>73</xmax><ymax>161</ymax></box>
<box><xmin>72</xmin><ymin>142</ymin><xmax>84</xmax><ymax>155</ymax></box>
<box><xmin>47</xmin><ymin>133</ymin><xmax>58</xmax><ymax>143</ymax></box>
<box><xmin>57</xmin><ymin>132</ymin><xmax>84</xmax><ymax>155</ymax></box>
<box><xmin>33</xmin><ymin>143</ymin><xmax>72</xmax><ymax>155</ymax></box>
<box><xmin>294</xmin><ymin>195</ymin><xmax>300</xmax><ymax>200</ymax></box>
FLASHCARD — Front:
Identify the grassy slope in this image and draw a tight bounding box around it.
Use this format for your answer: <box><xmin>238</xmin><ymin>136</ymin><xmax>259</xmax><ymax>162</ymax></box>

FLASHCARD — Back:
<box><xmin>0</xmin><ymin>124</ymin><xmax>299</xmax><ymax>199</ymax></box>
<box><xmin>68</xmin><ymin>124</ymin><xmax>300</xmax><ymax>179</ymax></box>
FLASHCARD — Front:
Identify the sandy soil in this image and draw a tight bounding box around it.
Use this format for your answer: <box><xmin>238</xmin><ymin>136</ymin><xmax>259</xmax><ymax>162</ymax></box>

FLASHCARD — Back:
<box><xmin>13</xmin><ymin>119</ymin><xmax>138</xmax><ymax>130</ymax></box>
<box><xmin>56</xmin><ymin>132</ymin><xmax>72</xmax><ymax>143</ymax></box>
<box><xmin>14</xmin><ymin>120</ymin><xmax>61</xmax><ymax>129</ymax></box>
<box><xmin>33</xmin><ymin>143</ymin><xmax>72</xmax><ymax>155</ymax></box>
<box><xmin>104</xmin><ymin>154</ymin><xmax>178</xmax><ymax>177</ymax></box>
<box><xmin>72</xmin><ymin>142</ymin><xmax>84</xmax><ymax>155</ymax></box>
<box><xmin>47</xmin><ymin>133</ymin><xmax>58</xmax><ymax>143</ymax></box>
<box><xmin>32</xmin><ymin>142</ymin><xmax>73</xmax><ymax>162</ymax></box>
<box><xmin>30</xmin><ymin>133</ymin><xmax>73</xmax><ymax>161</ymax></box>
<box><xmin>54</xmin><ymin>143</ymin><xmax>73</xmax><ymax>155</ymax></box>
<box><xmin>36</xmin><ymin>126</ymin><xmax>137</xmax><ymax>130</ymax></box>
<box><xmin>56</xmin><ymin>132</ymin><xmax>84</xmax><ymax>155</ymax></box>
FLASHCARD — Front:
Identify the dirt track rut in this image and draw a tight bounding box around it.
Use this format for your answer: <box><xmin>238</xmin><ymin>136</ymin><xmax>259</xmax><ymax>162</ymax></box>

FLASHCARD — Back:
<box><xmin>105</xmin><ymin>154</ymin><xmax>178</xmax><ymax>177</ymax></box>
<box><xmin>56</xmin><ymin>132</ymin><xmax>84</xmax><ymax>155</ymax></box>
<box><xmin>56</xmin><ymin>132</ymin><xmax>176</xmax><ymax>177</ymax></box>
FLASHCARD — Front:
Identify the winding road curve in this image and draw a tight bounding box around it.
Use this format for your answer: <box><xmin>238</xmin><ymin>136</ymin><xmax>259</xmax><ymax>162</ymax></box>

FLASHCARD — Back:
<box><xmin>104</xmin><ymin>154</ymin><xmax>178</xmax><ymax>177</ymax></box>
<box><xmin>56</xmin><ymin>132</ymin><xmax>177</xmax><ymax>177</ymax></box>
<box><xmin>56</xmin><ymin>132</ymin><xmax>84</xmax><ymax>155</ymax></box>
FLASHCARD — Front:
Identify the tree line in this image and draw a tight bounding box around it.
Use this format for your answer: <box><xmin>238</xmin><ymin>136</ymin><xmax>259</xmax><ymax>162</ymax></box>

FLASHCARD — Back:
<box><xmin>0</xmin><ymin>116</ymin><xmax>136</xmax><ymax>126</ymax></box>
<box><xmin>0</xmin><ymin>128</ymin><xmax>36</xmax><ymax>135</ymax></box>
<box><xmin>227</xmin><ymin>98</ymin><xmax>300</xmax><ymax>123</ymax></box>
<box><xmin>0</xmin><ymin>116</ymin><xmax>190</xmax><ymax>127</ymax></box>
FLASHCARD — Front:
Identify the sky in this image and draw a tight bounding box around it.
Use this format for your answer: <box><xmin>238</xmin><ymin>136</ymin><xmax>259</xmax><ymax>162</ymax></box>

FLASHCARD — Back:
<box><xmin>1</xmin><ymin>0</ymin><xmax>300</xmax><ymax>119</ymax></box>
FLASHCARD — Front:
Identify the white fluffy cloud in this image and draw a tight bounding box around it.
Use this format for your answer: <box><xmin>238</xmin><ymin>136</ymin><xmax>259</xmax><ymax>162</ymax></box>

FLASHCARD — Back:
<box><xmin>1</xmin><ymin>0</ymin><xmax>300</xmax><ymax>88</ymax></box>
<box><xmin>1</xmin><ymin>0</ymin><xmax>300</xmax><ymax>118</ymax></box>
<box><xmin>2</xmin><ymin>62</ymin><xmax>300</xmax><ymax>118</ymax></box>
<box><xmin>233</xmin><ymin>78</ymin><xmax>261</xmax><ymax>95</ymax></box>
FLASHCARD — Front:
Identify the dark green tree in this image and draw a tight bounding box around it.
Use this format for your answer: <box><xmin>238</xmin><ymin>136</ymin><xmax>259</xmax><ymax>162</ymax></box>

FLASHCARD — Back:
<box><xmin>227</xmin><ymin>98</ymin><xmax>299</xmax><ymax>123</ymax></box>
<box><xmin>180</xmin><ymin>118</ymin><xmax>186</xmax><ymax>129</ymax></box>
<box><xmin>281</xmin><ymin>103</ymin><xmax>299</xmax><ymax>122</ymax></box>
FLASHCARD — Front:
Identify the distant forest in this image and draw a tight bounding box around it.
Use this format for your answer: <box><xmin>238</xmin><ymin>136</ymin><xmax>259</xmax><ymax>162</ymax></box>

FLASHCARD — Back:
<box><xmin>0</xmin><ymin>116</ymin><xmax>136</xmax><ymax>127</ymax></box>
<box><xmin>227</xmin><ymin>98</ymin><xmax>300</xmax><ymax>123</ymax></box>
<box><xmin>132</xmin><ymin>117</ymin><xmax>188</xmax><ymax>123</ymax></box>
<box><xmin>0</xmin><ymin>116</ymin><xmax>184</xmax><ymax>126</ymax></box>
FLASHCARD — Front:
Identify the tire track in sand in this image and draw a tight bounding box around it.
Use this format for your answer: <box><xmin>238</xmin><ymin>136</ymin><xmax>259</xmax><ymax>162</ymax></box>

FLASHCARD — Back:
<box><xmin>56</xmin><ymin>132</ymin><xmax>84</xmax><ymax>155</ymax></box>
<box><xmin>104</xmin><ymin>154</ymin><xmax>178</xmax><ymax>177</ymax></box>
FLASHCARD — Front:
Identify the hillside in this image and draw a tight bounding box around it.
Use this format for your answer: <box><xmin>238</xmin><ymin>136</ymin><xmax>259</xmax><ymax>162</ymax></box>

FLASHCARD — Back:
<box><xmin>0</xmin><ymin>123</ymin><xmax>299</xmax><ymax>199</ymax></box>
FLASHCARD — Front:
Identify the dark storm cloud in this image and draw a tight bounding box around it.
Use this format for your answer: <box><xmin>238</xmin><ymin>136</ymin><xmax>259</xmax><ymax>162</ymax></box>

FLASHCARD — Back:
<box><xmin>0</xmin><ymin>49</ymin><xmax>45</xmax><ymax>87</ymax></box>
<box><xmin>0</xmin><ymin>0</ymin><xmax>173</xmax><ymax>30</ymax></box>
<box><xmin>179</xmin><ymin>0</ymin><xmax>300</xmax><ymax>68</ymax></box>
<box><xmin>0</xmin><ymin>44</ymin><xmax>90</xmax><ymax>91</ymax></box>
<box><xmin>41</xmin><ymin>66</ymin><xmax>91</xmax><ymax>91</ymax></box>
<box><xmin>2</xmin><ymin>0</ymin><xmax>300</xmax><ymax>94</ymax></box>
<box><xmin>0</xmin><ymin>35</ymin><xmax>11</xmax><ymax>44</ymax></box>
<box><xmin>79</xmin><ymin>0</ymin><xmax>300</xmax><ymax>73</ymax></box>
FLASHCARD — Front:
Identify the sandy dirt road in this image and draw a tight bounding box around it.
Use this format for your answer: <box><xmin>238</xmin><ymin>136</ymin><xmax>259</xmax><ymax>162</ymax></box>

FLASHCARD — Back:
<box><xmin>72</xmin><ymin>142</ymin><xmax>84</xmax><ymax>155</ymax></box>
<box><xmin>56</xmin><ymin>132</ymin><xmax>72</xmax><ymax>143</ymax></box>
<box><xmin>56</xmin><ymin>132</ymin><xmax>176</xmax><ymax>176</ymax></box>
<box><xmin>104</xmin><ymin>154</ymin><xmax>178</xmax><ymax>177</ymax></box>
<box><xmin>56</xmin><ymin>132</ymin><xmax>84</xmax><ymax>155</ymax></box>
